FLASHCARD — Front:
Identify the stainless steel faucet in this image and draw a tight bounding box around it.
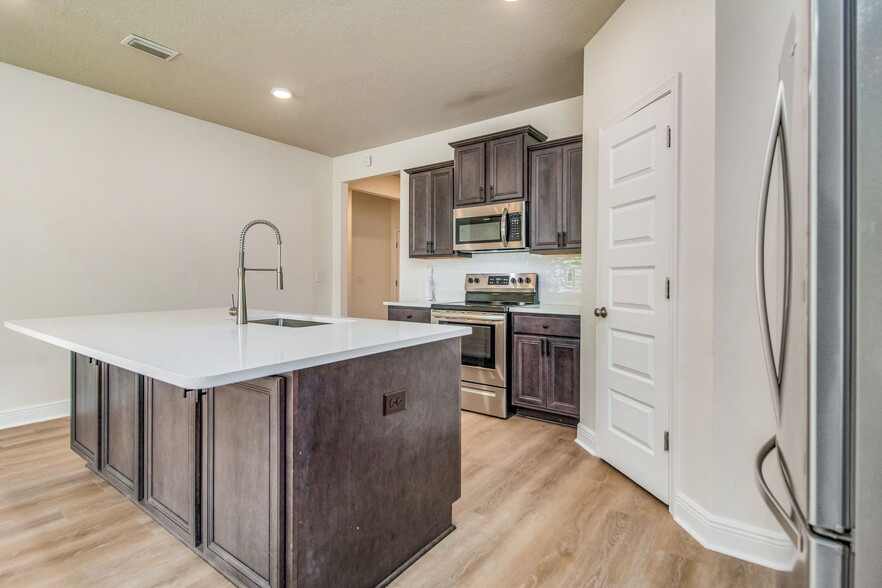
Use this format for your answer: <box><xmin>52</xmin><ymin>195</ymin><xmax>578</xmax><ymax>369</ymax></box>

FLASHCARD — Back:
<box><xmin>231</xmin><ymin>219</ymin><xmax>283</xmax><ymax>325</ymax></box>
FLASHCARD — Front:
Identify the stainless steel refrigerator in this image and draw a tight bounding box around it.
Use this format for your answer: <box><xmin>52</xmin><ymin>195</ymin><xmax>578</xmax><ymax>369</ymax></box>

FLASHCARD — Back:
<box><xmin>754</xmin><ymin>0</ymin><xmax>882</xmax><ymax>586</ymax></box>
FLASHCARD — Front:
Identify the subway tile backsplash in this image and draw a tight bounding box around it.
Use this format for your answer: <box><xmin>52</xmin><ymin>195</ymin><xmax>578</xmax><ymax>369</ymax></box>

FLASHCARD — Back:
<box><xmin>427</xmin><ymin>252</ymin><xmax>581</xmax><ymax>305</ymax></box>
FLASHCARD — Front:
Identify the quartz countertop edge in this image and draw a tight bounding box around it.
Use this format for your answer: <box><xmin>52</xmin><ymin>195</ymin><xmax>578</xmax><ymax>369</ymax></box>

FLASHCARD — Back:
<box><xmin>383</xmin><ymin>300</ymin><xmax>460</xmax><ymax>308</ymax></box>
<box><xmin>508</xmin><ymin>304</ymin><xmax>581</xmax><ymax>316</ymax></box>
<box><xmin>4</xmin><ymin>308</ymin><xmax>471</xmax><ymax>390</ymax></box>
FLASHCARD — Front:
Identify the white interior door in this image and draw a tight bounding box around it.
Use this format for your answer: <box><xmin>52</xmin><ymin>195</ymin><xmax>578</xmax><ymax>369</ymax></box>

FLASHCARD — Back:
<box><xmin>596</xmin><ymin>92</ymin><xmax>674</xmax><ymax>504</ymax></box>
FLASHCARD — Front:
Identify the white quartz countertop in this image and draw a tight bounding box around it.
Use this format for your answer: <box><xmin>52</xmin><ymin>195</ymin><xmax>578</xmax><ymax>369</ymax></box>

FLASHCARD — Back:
<box><xmin>4</xmin><ymin>308</ymin><xmax>471</xmax><ymax>389</ymax></box>
<box><xmin>508</xmin><ymin>304</ymin><xmax>581</xmax><ymax>316</ymax></box>
<box><xmin>383</xmin><ymin>300</ymin><xmax>460</xmax><ymax>308</ymax></box>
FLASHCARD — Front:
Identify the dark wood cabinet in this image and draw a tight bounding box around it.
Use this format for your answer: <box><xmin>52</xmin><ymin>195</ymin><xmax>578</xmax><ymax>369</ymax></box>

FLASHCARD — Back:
<box><xmin>99</xmin><ymin>364</ymin><xmax>142</xmax><ymax>499</ymax></box>
<box><xmin>387</xmin><ymin>306</ymin><xmax>431</xmax><ymax>323</ymax></box>
<box><xmin>405</xmin><ymin>161</ymin><xmax>461</xmax><ymax>258</ymax></box>
<box><xmin>143</xmin><ymin>379</ymin><xmax>200</xmax><ymax>546</ymax></box>
<box><xmin>511</xmin><ymin>313</ymin><xmax>580</xmax><ymax>421</ymax></box>
<box><xmin>450</xmin><ymin>126</ymin><xmax>547</xmax><ymax>208</ymax></box>
<box><xmin>71</xmin><ymin>352</ymin><xmax>100</xmax><ymax>466</ymax></box>
<box><xmin>529</xmin><ymin>135</ymin><xmax>583</xmax><ymax>252</ymax></box>
<box><xmin>202</xmin><ymin>377</ymin><xmax>285</xmax><ymax>588</ymax></box>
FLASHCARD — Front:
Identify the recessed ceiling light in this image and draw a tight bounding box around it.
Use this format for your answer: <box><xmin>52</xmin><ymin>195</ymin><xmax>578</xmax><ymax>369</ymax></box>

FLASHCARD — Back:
<box><xmin>271</xmin><ymin>88</ymin><xmax>293</xmax><ymax>99</ymax></box>
<box><xmin>504</xmin><ymin>0</ymin><xmax>518</xmax><ymax>3</ymax></box>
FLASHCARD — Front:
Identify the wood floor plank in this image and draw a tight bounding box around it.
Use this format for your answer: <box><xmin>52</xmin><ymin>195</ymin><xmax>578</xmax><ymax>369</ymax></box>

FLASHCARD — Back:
<box><xmin>0</xmin><ymin>413</ymin><xmax>783</xmax><ymax>587</ymax></box>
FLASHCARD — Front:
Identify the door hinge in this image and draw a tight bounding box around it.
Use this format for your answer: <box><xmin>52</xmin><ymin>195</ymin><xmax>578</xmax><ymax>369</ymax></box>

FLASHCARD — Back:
<box><xmin>666</xmin><ymin>126</ymin><xmax>672</xmax><ymax>148</ymax></box>
<box><xmin>664</xmin><ymin>431</ymin><xmax>670</xmax><ymax>452</ymax></box>
<box><xmin>665</xmin><ymin>277</ymin><xmax>671</xmax><ymax>299</ymax></box>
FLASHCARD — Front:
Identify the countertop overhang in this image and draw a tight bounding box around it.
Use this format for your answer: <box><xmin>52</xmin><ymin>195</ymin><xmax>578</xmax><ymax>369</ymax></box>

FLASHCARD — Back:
<box><xmin>4</xmin><ymin>308</ymin><xmax>471</xmax><ymax>389</ymax></box>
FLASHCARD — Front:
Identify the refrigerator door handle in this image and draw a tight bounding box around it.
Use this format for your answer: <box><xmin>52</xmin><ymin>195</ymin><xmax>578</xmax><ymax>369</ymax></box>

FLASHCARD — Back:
<box><xmin>755</xmin><ymin>435</ymin><xmax>802</xmax><ymax>550</ymax></box>
<box><xmin>755</xmin><ymin>82</ymin><xmax>792</xmax><ymax>425</ymax></box>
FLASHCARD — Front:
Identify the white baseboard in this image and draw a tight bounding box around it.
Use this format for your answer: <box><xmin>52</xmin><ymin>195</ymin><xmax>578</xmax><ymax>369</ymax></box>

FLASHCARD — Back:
<box><xmin>575</xmin><ymin>422</ymin><xmax>597</xmax><ymax>456</ymax></box>
<box><xmin>672</xmin><ymin>493</ymin><xmax>796</xmax><ymax>571</ymax></box>
<box><xmin>0</xmin><ymin>400</ymin><xmax>69</xmax><ymax>430</ymax></box>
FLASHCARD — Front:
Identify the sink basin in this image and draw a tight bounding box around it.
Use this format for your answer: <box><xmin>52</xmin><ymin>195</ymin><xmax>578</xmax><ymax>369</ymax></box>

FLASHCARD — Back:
<box><xmin>250</xmin><ymin>318</ymin><xmax>331</xmax><ymax>328</ymax></box>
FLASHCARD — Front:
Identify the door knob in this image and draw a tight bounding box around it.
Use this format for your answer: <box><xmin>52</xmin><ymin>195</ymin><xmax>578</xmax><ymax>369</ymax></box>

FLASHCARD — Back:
<box><xmin>593</xmin><ymin>307</ymin><xmax>608</xmax><ymax>318</ymax></box>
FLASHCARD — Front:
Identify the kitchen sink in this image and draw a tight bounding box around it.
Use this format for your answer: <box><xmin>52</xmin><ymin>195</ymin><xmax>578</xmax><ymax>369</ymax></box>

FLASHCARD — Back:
<box><xmin>250</xmin><ymin>318</ymin><xmax>331</xmax><ymax>328</ymax></box>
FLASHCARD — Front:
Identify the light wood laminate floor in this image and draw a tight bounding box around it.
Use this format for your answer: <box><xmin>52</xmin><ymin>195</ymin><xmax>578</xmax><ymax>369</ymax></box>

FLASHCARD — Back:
<box><xmin>0</xmin><ymin>413</ymin><xmax>782</xmax><ymax>587</ymax></box>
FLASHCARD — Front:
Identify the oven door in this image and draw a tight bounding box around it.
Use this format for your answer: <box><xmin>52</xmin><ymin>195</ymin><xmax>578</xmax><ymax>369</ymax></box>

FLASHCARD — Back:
<box><xmin>431</xmin><ymin>310</ymin><xmax>506</xmax><ymax>388</ymax></box>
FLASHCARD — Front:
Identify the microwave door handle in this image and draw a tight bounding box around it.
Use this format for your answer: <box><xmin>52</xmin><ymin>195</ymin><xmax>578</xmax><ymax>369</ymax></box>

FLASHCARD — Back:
<box><xmin>500</xmin><ymin>208</ymin><xmax>509</xmax><ymax>247</ymax></box>
<box><xmin>755</xmin><ymin>83</ymin><xmax>785</xmax><ymax>425</ymax></box>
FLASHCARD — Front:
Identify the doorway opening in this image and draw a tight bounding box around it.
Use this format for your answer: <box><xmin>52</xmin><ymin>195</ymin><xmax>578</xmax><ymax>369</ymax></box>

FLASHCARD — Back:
<box><xmin>345</xmin><ymin>173</ymin><xmax>401</xmax><ymax>319</ymax></box>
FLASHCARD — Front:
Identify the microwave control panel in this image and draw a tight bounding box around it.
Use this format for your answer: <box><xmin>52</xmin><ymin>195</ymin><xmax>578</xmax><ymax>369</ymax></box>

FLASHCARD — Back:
<box><xmin>508</xmin><ymin>212</ymin><xmax>522</xmax><ymax>241</ymax></box>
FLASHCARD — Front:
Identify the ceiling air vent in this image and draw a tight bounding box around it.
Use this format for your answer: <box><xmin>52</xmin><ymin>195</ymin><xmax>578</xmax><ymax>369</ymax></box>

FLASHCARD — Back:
<box><xmin>121</xmin><ymin>34</ymin><xmax>180</xmax><ymax>61</ymax></box>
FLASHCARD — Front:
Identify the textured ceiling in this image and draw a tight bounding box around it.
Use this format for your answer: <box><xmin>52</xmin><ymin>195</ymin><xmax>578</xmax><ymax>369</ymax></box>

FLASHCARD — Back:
<box><xmin>0</xmin><ymin>0</ymin><xmax>623</xmax><ymax>156</ymax></box>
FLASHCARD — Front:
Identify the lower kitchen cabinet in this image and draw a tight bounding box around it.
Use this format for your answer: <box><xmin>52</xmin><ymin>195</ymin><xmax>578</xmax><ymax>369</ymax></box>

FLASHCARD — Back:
<box><xmin>387</xmin><ymin>305</ymin><xmax>432</xmax><ymax>323</ymax></box>
<box><xmin>511</xmin><ymin>314</ymin><xmax>580</xmax><ymax>422</ymax></box>
<box><xmin>100</xmin><ymin>364</ymin><xmax>142</xmax><ymax>499</ymax></box>
<box><xmin>202</xmin><ymin>377</ymin><xmax>285</xmax><ymax>588</ymax></box>
<box><xmin>143</xmin><ymin>379</ymin><xmax>200</xmax><ymax>546</ymax></box>
<box><xmin>71</xmin><ymin>352</ymin><xmax>101</xmax><ymax>466</ymax></box>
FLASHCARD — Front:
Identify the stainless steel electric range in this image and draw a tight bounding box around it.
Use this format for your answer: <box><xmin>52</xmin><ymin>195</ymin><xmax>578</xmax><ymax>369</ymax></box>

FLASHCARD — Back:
<box><xmin>431</xmin><ymin>273</ymin><xmax>538</xmax><ymax>418</ymax></box>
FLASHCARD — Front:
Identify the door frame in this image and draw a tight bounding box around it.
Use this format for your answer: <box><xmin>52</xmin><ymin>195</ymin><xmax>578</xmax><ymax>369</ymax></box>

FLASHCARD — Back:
<box><xmin>597</xmin><ymin>74</ymin><xmax>681</xmax><ymax>507</ymax></box>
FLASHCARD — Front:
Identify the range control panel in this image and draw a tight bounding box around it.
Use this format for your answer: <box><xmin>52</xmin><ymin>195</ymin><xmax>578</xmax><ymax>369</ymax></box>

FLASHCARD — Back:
<box><xmin>464</xmin><ymin>273</ymin><xmax>538</xmax><ymax>292</ymax></box>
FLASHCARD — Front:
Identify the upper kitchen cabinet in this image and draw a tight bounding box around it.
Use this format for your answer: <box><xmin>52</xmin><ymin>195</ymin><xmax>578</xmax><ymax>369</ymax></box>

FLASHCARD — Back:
<box><xmin>529</xmin><ymin>135</ymin><xmax>583</xmax><ymax>253</ymax></box>
<box><xmin>405</xmin><ymin>161</ymin><xmax>465</xmax><ymax>258</ymax></box>
<box><xmin>450</xmin><ymin>126</ymin><xmax>547</xmax><ymax>208</ymax></box>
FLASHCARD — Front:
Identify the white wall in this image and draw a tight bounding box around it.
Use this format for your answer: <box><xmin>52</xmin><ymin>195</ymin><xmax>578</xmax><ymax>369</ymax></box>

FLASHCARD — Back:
<box><xmin>349</xmin><ymin>191</ymin><xmax>396</xmax><ymax>319</ymax></box>
<box><xmin>581</xmin><ymin>0</ymin><xmax>717</xmax><ymax>509</ymax></box>
<box><xmin>331</xmin><ymin>97</ymin><xmax>584</xmax><ymax>314</ymax></box>
<box><xmin>0</xmin><ymin>63</ymin><xmax>331</xmax><ymax>417</ymax></box>
<box><xmin>713</xmin><ymin>0</ymin><xmax>795</xmax><ymax>534</ymax></box>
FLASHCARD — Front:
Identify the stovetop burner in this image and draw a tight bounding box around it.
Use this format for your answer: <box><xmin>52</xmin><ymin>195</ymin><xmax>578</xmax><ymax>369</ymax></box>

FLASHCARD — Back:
<box><xmin>430</xmin><ymin>272</ymin><xmax>538</xmax><ymax>313</ymax></box>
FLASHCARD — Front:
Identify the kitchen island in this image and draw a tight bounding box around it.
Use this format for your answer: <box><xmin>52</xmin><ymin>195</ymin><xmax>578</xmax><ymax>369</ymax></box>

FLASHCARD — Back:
<box><xmin>4</xmin><ymin>308</ymin><xmax>470</xmax><ymax>588</ymax></box>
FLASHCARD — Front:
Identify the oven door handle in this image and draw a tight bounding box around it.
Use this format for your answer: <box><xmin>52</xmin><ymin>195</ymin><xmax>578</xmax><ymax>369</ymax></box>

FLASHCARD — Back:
<box><xmin>432</xmin><ymin>313</ymin><xmax>505</xmax><ymax>324</ymax></box>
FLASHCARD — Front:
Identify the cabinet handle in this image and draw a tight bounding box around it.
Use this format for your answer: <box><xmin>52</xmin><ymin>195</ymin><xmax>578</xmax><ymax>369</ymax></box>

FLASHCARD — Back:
<box><xmin>490</xmin><ymin>185</ymin><xmax>495</xmax><ymax>197</ymax></box>
<box><xmin>557</xmin><ymin>232</ymin><xmax>562</xmax><ymax>247</ymax></box>
<box><xmin>479</xmin><ymin>187</ymin><xmax>484</xmax><ymax>196</ymax></box>
<box><xmin>426</xmin><ymin>240</ymin><xmax>430</xmax><ymax>253</ymax></box>
<box><xmin>543</xmin><ymin>324</ymin><xmax>549</xmax><ymax>329</ymax></box>
<box><xmin>562</xmin><ymin>231</ymin><xmax>567</xmax><ymax>246</ymax></box>
<box><xmin>406</xmin><ymin>314</ymin><xmax>413</xmax><ymax>319</ymax></box>
<box><xmin>430</xmin><ymin>240</ymin><xmax>435</xmax><ymax>252</ymax></box>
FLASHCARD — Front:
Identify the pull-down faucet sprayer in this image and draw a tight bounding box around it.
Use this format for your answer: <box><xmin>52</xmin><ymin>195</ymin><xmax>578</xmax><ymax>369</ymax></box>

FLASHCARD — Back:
<box><xmin>232</xmin><ymin>219</ymin><xmax>283</xmax><ymax>325</ymax></box>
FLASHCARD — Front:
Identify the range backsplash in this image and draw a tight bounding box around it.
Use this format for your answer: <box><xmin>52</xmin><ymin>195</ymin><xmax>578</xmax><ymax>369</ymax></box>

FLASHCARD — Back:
<box><xmin>426</xmin><ymin>252</ymin><xmax>581</xmax><ymax>306</ymax></box>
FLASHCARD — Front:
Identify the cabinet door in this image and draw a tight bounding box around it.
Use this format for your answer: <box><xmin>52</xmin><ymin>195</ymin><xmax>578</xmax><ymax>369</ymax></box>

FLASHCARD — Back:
<box><xmin>487</xmin><ymin>133</ymin><xmax>525</xmax><ymax>202</ymax></box>
<box><xmin>529</xmin><ymin>146</ymin><xmax>563</xmax><ymax>251</ymax></box>
<box><xmin>100</xmin><ymin>364</ymin><xmax>142</xmax><ymax>499</ymax></box>
<box><xmin>144</xmin><ymin>379</ymin><xmax>200</xmax><ymax>546</ymax></box>
<box><xmin>430</xmin><ymin>165</ymin><xmax>455</xmax><ymax>255</ymax></box>
<box><xmin>546</xmin><ymin>337</ymin><xmax>581</xmax><ymax>417</ymax></box>
<box><xmin>202</xmin><ymin>378</ymin><xmax>284</xmax><ymax>588</ymax></box>
<box><xmin>511</xmin><ymin>335</ymin><xmax>546</xmax><ymax>409</ymax></box>
<box><xmin>71</xmin><ymin>353</ymin><xmax>100</xmax><ymax>466</ymax></box>
<box><xmin>409</xmin><ymin>171</ymin><xmax>432</xmax><ymax>257</ymax></box>
<box><xmin>454</xmin><ymin>143</ymin><xmax>486</xmax><ymax>207</ymax></box>
<box><xmin>561</xmin><ymin>142</ymin><xmax>583</xmax><ymax>249</ymax></box>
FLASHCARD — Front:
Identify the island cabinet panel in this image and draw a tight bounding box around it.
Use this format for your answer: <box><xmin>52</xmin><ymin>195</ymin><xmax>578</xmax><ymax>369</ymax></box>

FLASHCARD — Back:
<box><xmin>291</xmin><ymin>339</ymin><xmax>461</xmax><ymax>587</ymax></box>
<box><xmin>99</xmin><ymin>364</ymin><xmax>142</xmax><ymax>499</ymax></box>
<box><xmin>71</xmin><ymin>352</ymin><xmax>100</xmax><ymax>466</ymax></box>
<box><xmin>143</xmin><ymin>379</ymin><xmax>200</xmax><ymax>546</ymax></box>
<box><xmin>202</xmin><ymin>377</ymin><xmax>285</xmax><ymax>588</ymax></box>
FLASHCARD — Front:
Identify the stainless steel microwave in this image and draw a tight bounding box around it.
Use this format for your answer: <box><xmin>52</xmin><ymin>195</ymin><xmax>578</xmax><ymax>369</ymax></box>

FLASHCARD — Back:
<box><xmin>453</xmin><ymin>201</ymin><xmax>527</xmax><ymax>252</ymax></box>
